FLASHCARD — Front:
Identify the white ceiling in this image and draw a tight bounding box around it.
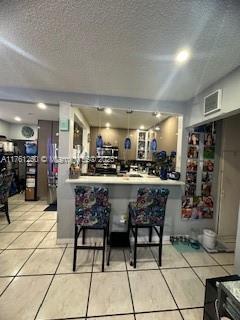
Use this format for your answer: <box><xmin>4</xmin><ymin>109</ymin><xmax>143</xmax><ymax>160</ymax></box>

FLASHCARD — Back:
<box><xmin>0</xmin><ymin>1</ymin><xmax>240</xmax><ymax>101</ymax></box>
<box><xmin>78</xmin><ymin>106</ymin><xmax>169</xmax><ymax>130</ymax></box>
<box><xmin>0</xmin><ymin>101</ymin><xmax>59</xmax><ymax>124</ymax></box>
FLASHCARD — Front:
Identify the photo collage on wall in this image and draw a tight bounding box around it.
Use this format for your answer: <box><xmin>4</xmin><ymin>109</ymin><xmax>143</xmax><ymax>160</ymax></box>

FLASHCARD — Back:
<box><xmin>182</xmin><ymin>127</ymin><xmax>215</xmax><ymax>220</ymax></box>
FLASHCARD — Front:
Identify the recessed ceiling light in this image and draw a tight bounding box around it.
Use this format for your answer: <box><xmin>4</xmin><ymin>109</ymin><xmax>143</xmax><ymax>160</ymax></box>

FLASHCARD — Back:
<box><xmin>37</xmin><ymin>102</ymin><xmax>47</xmax><ymax>110</ymax></box>
<box><xmin>155</xmin><ymin>126</ymin><xmax>160</xmax><ymax>131</ymax></box>
<box><xmin>175</xmin><ymin>49</ymin><xmax>191</xmax><ymax>64</ymax></box>
<box><xmin>106</xmin><ymin>122</ymin><xmax>110</xmax><ymax>128</ymax></box>
<box><xmin>140</xmin><ymin>125</ymin><xmax>145</xmax><ymax>130</ymax></box>
<box><xmin>14</xmin><ymin>116</ymin><xmax>21</xmax><ymax>122</ymax></box>
<box><xmin>105</xmin><ymin>107</ymin><xmax>112</xmax><ymax>114</ymax></box>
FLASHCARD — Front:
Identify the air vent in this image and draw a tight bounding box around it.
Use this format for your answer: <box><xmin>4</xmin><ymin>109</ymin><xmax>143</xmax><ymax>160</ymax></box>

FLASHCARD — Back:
<box><xmin>204</xmin><ymin>89</ymin><xmax>222</xmax><ymax>116</ymax></box>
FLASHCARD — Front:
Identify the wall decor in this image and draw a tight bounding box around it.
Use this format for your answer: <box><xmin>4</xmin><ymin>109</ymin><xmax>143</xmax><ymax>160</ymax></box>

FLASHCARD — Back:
<box><xmin>181</xmin><ymin>124</ymin><xmax>216</xmax><ymax>220</ymax></box>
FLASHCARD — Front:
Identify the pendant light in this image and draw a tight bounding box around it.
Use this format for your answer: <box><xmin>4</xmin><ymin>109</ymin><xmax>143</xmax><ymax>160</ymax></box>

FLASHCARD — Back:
<box><xmin>150</xmin><ymin>112</ymin><xmax>159</xmax><ymax>152</ymax></box>
<box><xmin>124</xmin><ymin>110</ymin><xmax>133</xmax><ymax>149</ymax></box>
<box><xmin>96</xmin><ymin>107</ymin><xmax>104</xmax><ymax>148</ymax></box>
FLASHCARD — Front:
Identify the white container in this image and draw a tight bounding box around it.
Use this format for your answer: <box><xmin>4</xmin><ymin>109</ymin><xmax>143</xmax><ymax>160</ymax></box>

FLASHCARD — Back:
<box><xmin>203</xmin><ymin>229</ymin><xmax>216</xmax><ymax>249</ymax></box>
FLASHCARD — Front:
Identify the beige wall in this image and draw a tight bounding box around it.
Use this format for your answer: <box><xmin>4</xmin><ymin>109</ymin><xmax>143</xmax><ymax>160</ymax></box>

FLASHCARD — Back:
<box><xmin>90</xmin><ymin>127</ymin><xmax>137</xmax><ymax>160</ymax></box>
<box><xmin>90</xmin><ymin>116</ymin><xmax>178</xmax><ymax>160</ymax></box>
<box><xmin>156</xmin><ymin>116</ymin><xmax>178</xmax><ymax>153</ymax></box>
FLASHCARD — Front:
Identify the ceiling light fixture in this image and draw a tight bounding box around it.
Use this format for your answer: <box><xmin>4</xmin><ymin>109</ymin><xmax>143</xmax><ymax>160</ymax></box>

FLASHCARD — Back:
<box><xmin>37</xmin><ymin>102</ymin><xmax>47</xmax><ymax>110</ymax></box>
<box><xmin>106</xmin><ymin>122</ymin><xmax>110</xmax><ymax>128</ymax></box>
<box><xmin>155</xmin><ymin>126</ymin><xmax>160</xmax><ymax>131</ymax></box>
<box><xmin>105</xmin><ymin>107</ymin><xmax>112</xmax><ymax>114</ymax></box>
<box><xmin>175</xmin><ymin>49</ymin><xmax>191</xmax><ymax>64</ymax></box>
<box><xmin>14</xmin><ymin>116</ymin><xmax>21</xmax><ymax>122</ymax></box>
<box><xmin>140</xmin><ymin>125</ymin><xmax>145</xmax><ymax>130</ymax></box>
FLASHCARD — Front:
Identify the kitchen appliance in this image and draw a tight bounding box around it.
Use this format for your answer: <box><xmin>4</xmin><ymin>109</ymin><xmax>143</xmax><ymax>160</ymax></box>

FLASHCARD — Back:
<box><xmin>96</xmin><ymin>146</ymin><xmax>118</xmax><ymax>159</ymax></box>
<box><xmin>95</xmin><ymin>162</ymin><xmax>117</xmax><ymax>175</ymax></box>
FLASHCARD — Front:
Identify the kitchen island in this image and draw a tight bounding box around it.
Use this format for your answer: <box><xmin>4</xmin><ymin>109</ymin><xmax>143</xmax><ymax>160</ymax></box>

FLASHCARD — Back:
<box><xmin>57</xmin><ymin>174</ymin><xmax>185</xmax><ymax>243</ymax></box>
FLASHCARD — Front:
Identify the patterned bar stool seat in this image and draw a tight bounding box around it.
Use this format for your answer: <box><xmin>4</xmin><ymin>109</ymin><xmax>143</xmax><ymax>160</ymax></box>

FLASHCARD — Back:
<box><xmin>128</xmin><ymin>187</ymin><xmax>169</xmax><ymax>268</ymax></box>
<box><xmin>0</xmin><ymin>173</ymin><xmax>13</xmax><ymax>224</ymax></box>
<box><xmin>73</xmin><ymin>186</ymin><xmax>111</xmax><ymax>272</ymax></box>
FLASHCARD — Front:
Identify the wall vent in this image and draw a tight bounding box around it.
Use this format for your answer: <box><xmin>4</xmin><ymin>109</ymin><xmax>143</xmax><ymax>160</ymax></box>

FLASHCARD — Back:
<box><xmin>204</xmin><ymin>89</ymin><xmax>222</xmax><ymax>116</ymax></box>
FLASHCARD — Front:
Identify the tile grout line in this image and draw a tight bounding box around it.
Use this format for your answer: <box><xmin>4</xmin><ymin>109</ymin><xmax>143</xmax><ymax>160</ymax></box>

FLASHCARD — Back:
<box><xmin>123</xmin><ymin>249</ymin><xmax>137</xmax><ymax>320</ymax></box>
<box><xmin>149</xmin><ymin>247</ymin><xmax>183</xmax><ymax>318</ymax></box>
<box><xmin>179</xmin><ymin>251</ymin><xmax>214</xmax><ymax>287</ymax></box>
<box><xmin>33</xmin><ymin>245</ymin><xmax>67</xmax><ymax>320</ymax></box>
<box><xmin>85</xmin><ymin>247</ymin><xmax>96</xmax><ymax>319</ymax></box>
<box><xmin>0</xmin><ymin>208</ymin><xmax>59</xmax><ymax>297</ymax></box>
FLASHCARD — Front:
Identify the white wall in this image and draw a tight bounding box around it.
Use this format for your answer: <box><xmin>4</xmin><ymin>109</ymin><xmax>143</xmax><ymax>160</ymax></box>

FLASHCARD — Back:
<box><xmin>186</xmin><ymin>66</ymin><xmax>240</xmax><ymax>127</ymax></box>
<box><xmin>0</xmin><ymin>119</ymin><xmax>10</xmax><ymax>138</ymax></box>
<box><xmin>0</xmin><ymin>119</ymin><xmax>38</xmax><ymax>140</ymax></box>
<box><xmin>9</xmin><ymin>123</ymin><xmax>38</xmax><ymax>140</ymax></box>
<box><xmin>73</xmin><ymin>107</ymin><xmax>90</xmax><ymax>155</ymax></box>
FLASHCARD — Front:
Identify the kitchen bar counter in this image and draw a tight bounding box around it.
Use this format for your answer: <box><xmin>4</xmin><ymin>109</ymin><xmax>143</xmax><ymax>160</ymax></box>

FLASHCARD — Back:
<box><xmin>57</xmin><ymin>174</ymin><xmax>185</xmax><ymax>243</ymax></box>
<box><xmin>65</xmin><ymin>175</ymin><xmax>185</xmax><ymax>186</ymax></box>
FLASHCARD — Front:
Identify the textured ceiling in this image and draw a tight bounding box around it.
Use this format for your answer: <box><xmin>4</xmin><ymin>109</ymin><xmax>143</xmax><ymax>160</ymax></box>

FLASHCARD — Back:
<box><xmin>78</xmin><ymin>106</ymin><xmax>169</xmax><ymax>129</ymax></box>
<box><xmin>0</xmin><ymin>0</ymin><xmax>240</xmax><ymax>101</ymax></box>
<box><xmin>0</xmin><ymin>101</ymin><xmax>59</xmax><ymax>124</ymax></box>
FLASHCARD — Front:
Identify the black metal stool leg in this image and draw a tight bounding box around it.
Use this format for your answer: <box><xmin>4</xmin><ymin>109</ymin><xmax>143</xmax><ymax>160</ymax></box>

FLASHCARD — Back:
<box><xmin>149</xmin><ymin>227</ymin><xmax>152</xmax><ymax>243</ymax></box>
<box><xmin>5</xmin><ymin>203</ymin><xmax>10</xmax><ymax>224</ymax></box>
<box><xmin>107</xmin><ymin>245</ymin><xmax>111</xmax><ymax>266</ymax></box>
<box><xmin>82</xmin><ymin>228</ymin><xmax>86</xmax><ymax>244</ymax></box>
<box><xmin>134</xmin><ymin>226</ymin><xmax>138</xmax><ymax>268</ymax></box>
<box><xmin>102</xmin><ymin>228</ymin><xmax>106</xmax><ymax>272</ymax></box>
<box><xmin>73</xmin><ymin>225</ymin><xmax>78</xmax><ymax>271</ymax></box>
<box><xmin>158</xmin><ymin>226</ymin><xmax>163</xmax><ymax>267</ymax></box>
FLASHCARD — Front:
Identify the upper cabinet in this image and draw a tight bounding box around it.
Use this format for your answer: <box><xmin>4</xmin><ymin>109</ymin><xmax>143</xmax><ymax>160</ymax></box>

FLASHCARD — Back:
<box><xmin>136</xmin><ymin>130</ymin><xmax>155</xmax><ymax>161</ymax></box>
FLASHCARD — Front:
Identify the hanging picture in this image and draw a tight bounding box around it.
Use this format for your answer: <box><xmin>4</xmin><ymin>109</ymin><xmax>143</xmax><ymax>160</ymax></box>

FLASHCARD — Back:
<box><xmin>186</xmin><ymin>159</ymin><xmax>198</xmax><ymax>172</ymax></box>
<box><xmin>204</xmin><ymin>146</ymin><xmax>215</xmax><ymax>159</ymax></box>
<box><xmin>188</xmin><ymin>132</ymin><xmax>199</xmax><ymax>145</ymax></box>
<box><xmin>181</xmin><ymin>196</ymin><xmax>193</xmax><ymax>219</ymax></box>
<box><xmin>186</xmin><ymin>172</ymin><xmax>197</xmax><ymax>184</ymax></box>
<box><xmin>187</xmin><ymin>146</ymin><xmax>199</xmax><ymax>159</ymax></box>
<box><xmin>204</xmin><ymin>133</ymin><xmax>215</xmax><ymax>146</ymax></box>
<box><xmin>202</xmin><ymin>172</ymin><xmax>213</xmax><ymax>183</ymax></box>
<box><xmin>185</xmin><ymin>183</ymin><xmax>196</xmax><ymax>196</ymax></box>
<box><xmin>201</xmin><ymin>182</ymin><xmax>212</xmax><ymax>196</ymax></box>
<box><xmin>203</xmin><ymin>160</ymin><xmax>214</xmax><ymax>172</ymax></box>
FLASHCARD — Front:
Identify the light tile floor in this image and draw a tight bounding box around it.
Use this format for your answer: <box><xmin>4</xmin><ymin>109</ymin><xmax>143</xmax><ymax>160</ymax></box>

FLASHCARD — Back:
<box><xmin>0</xmin><ymin>194</ymin><xmax>236</xmax><ymax>320</ymax></box>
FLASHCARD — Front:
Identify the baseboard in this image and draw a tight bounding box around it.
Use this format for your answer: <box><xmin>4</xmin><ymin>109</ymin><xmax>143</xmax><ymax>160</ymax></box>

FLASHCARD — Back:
<box><xmin>56</xmin><ymin>235</ymin><xmax>171</xmax><ymax>245</ymax></box>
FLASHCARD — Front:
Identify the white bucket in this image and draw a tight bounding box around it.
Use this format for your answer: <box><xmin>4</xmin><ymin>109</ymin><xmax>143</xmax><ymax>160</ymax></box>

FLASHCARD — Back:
<box><xmin>203</xmin><ymin>229</ymin><xmax>217</xmax><ymax>249</ymax></box>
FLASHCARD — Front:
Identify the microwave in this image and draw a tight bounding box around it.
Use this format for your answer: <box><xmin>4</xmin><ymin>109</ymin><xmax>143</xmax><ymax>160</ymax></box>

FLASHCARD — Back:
<box><xmin>96</xmin><ymin>146</ymin><xmax>118</xmax><ymax>159</ymax></box>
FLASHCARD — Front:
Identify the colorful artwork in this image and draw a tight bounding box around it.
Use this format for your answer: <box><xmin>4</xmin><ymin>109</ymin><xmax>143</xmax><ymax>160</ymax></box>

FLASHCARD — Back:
<box><xmin>185</xmin><ymin>184</ymin><xmax>196</xmax><ymax>197</ymax></box>
<box><xmin>201</xmin><ymin>182</ymin><xmax>212</xmax><ymax>197</ymax></box>
<box><xmin>202</xmin><ymin>172</ymin><xmax>213</xmax><ymax>183</ymax></box>
<box><xmin>188</xmin><ymin>132</ymin><xmax>199</xmax><ymax>145</ymax></box>
<box><xmin>182</xmin><ymin>126</ymin><xmax>215</xmax><ymax>220</ymax></box>
<box><xmin>203</xmin><ymin>160</ymin><xmax>214</xmax><ymax>172</ymax></box>
<box><xmin>186</xmin><ymin>172</ymin><xmax>197</xmax><ymax>184</ymax></box>
<box><xmin>187</xmin><ymin>159</ymin><xmax>198</xmax><ymax>172</ymax></box>
<box><xmin>187</xmin><ymin>146</ymin><xmax>199</xmax><ymax>159</ymax></box>
<box><xmin>204</xmin><ymin>146</ymin><xmax>215</xmax><ymax>159</ymax></box>
<box><xmin>204</xmin><ymin>133</ymin><xmax>215</xmax><ymax>146</ymax></box>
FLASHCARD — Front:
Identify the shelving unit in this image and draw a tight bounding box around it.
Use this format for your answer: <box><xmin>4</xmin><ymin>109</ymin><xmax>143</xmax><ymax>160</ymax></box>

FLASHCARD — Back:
<box><xmin>136</xmin><ymin>130</ymin><xmax>156</xmax><ymax>161</ymax></box>
<box><xmin>25</xmin><ymin>141</ymin><xmax>38</xmax><ymax>201</ymax></box>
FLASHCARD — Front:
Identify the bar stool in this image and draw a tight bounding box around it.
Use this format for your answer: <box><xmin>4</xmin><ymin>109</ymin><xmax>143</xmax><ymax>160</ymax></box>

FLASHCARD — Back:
<box><xmin>0</xmin><ymin>173</ymin><xmax>13</xmax><ymax>224</ymax></box>
<box><xmin>128</xmin><ymin>187</ymin><xmax>169</xmax><ymax>268</ymax></box>
<box><xmin>73</xmin><ymin>186</ymin><xmax>111</xmax><ymax>272</ymax></box>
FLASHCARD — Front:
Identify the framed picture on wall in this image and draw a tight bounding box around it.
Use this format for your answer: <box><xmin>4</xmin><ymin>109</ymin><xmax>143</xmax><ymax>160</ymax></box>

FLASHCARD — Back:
<box><xmin>203</xmin><ymin>160</ymin><xmax>214</xmax><ymax>172</ymax></box>
<box><xmin>204</xmin><ymin>133</ymin><xmax>215</xmax><ymax>146</ymax></box>
<box><xmin>204</xmin><ymin>146</ymin><xmax>215</xmax><ymax>159</ymax></box>
<box><xmin>188</xmin><ymin>132</ymin><xmax>199</xmax><ymax>145</ymax></box>
<box><xmin>187</xmin><ymin>146</ymin><xmax>199</xmax><ymax>159</ymax></box>
<box><xmin>186</xmin><ymin>159</ymin><xmax>198</xmax><ymax>172</ymax></box>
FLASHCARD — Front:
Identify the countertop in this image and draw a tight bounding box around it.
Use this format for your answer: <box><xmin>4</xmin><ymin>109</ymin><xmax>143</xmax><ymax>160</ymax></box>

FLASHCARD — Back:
<box><xmin>65</xmin><ymin>174</ymin><xmax>185</xmax><ymax>186</ymax></box>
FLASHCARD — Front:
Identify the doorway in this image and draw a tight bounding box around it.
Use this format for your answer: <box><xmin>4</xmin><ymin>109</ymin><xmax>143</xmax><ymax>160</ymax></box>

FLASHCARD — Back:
<box><xmin>217</xmin><ymin>114</ymin><xmax>240</xmax><ymax>246</ymax></box>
